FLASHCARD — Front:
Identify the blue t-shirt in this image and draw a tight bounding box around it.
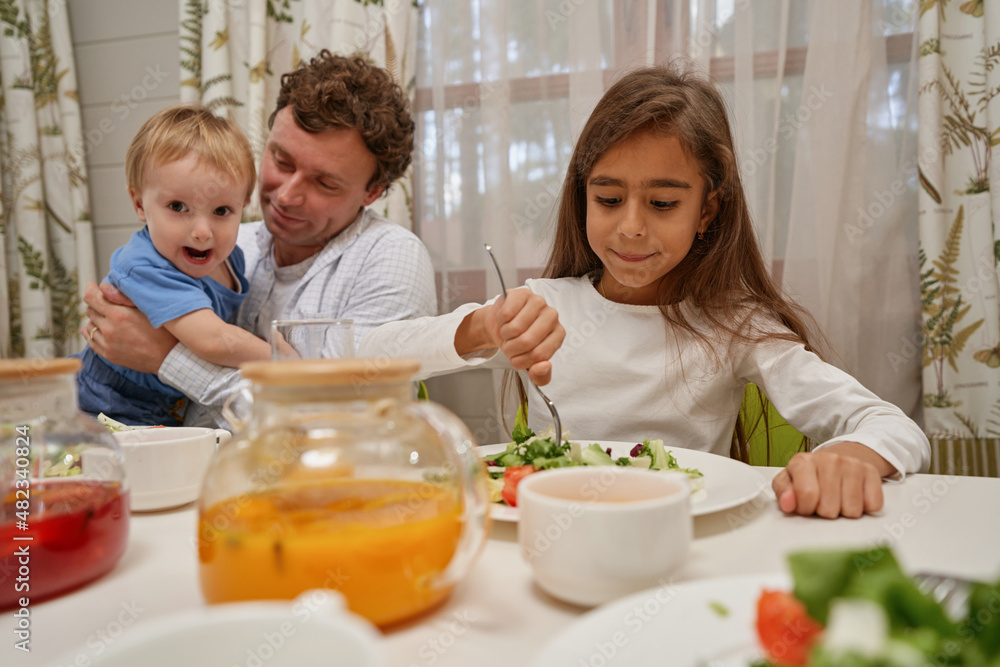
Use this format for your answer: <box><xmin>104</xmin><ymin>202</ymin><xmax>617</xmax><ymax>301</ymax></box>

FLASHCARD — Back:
<box><xmin>103</xmin><ymin>227</ymin><xmax>249</xmax><ymax>396</ymax></box>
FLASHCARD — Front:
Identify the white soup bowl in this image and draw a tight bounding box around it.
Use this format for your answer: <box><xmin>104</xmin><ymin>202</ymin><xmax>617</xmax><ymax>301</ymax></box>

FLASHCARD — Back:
<box><xmin>518</xmin><ymin>466</ymin><xmax>692</xmax><ymax>607</ymax></box>
<box><xmin>112</xmin><ymin>426</ymin><xmax>230</xmax><ymax>511</ymax></box>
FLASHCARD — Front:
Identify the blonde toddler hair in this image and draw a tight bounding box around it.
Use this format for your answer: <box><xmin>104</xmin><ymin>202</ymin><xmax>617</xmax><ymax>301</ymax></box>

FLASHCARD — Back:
<box><xmin>125</xmin><ymin>105</ymin><xmax>256</xmax><ymax>204</ymax></box>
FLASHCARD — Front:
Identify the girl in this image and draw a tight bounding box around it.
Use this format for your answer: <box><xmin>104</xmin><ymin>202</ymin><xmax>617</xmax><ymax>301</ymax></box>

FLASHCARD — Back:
<box><xmin>360</xmin><ymin>64</ymin><xmax>930</xmax><ymax>519</ymax></box>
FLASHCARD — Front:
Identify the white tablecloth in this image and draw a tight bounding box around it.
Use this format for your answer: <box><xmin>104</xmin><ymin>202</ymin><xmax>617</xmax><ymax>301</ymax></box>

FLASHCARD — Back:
<box><xmin>4</xmin><ymin>469</ymin><xmax>999</xmax><ymax>666</ymax></box>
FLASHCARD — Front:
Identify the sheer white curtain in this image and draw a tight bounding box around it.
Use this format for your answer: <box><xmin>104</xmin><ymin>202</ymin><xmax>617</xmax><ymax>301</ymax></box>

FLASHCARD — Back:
<box><xmin>415</xmin><ymin>0</ymin><xmax>921</xmax><ymax>420</ymax></box>
<box><xmin>415</xmin><ymin>0</ymin><xmax>611</xmax><ymax>306</ymax></box>
<box><xmin>776</xmin><ymin>1</ymin><xmax>922</xmax><ymax>421</ymax></box>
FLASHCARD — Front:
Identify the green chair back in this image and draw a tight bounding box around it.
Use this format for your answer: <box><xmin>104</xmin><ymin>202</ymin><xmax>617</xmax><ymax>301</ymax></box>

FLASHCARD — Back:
<box><xmin>739</xmin><ymin>383</ymin><xmax>807</xmax><ymax>467</ymax></box>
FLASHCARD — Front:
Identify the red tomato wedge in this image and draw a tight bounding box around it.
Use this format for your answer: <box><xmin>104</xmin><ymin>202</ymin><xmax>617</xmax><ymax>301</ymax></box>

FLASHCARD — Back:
<box><xmin>500</xmin><ymin>465</ymin><xmax>536</xmax><ymax>507</ymax></box>
<box><xmin>756</xmin><ymin>589</ymin><xmax>823</xmax><ymax>666</ymax></box>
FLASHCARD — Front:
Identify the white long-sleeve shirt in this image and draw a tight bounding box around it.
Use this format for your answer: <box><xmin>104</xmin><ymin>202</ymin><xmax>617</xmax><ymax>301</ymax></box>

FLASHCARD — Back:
<box><xmin>160</xmin><ymin>208</ymin><xmax>437</xmax><ymax>427</ymax></box>
<box><xmin>360</xmin><ymin>275</ymin><xmax>930</xmax><ymax>477</ymax></box>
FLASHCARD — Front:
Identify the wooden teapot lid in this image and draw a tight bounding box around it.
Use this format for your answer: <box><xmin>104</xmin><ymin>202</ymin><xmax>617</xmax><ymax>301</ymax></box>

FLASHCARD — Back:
<box><xmin>0</xmin><ymin>358</ymin><xmax>81</xmax><ymax>380</ymax></box>
<box><xmin>240</xmin><ymin>358</ymin><xmax>421</xmax><ymax>386</ymax></box>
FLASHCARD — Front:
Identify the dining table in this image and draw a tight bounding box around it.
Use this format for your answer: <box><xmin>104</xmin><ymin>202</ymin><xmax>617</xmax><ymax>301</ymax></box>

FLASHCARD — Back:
<box><xmin>4</xmin><ymin>465</ymin><xmax>999</xmax><ymax>666</ymax></box>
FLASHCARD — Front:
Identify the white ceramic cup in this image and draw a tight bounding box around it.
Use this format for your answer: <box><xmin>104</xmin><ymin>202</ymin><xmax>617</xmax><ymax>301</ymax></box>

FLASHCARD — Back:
<box><xmin>112</xmin><ymin>427</ymin><xmax>230</xmax><ymax>512</ymax></box>
<box><xmin>517</xmin><ymin>467</ymin><xmax>691</xmax><ymax>607</ymax></box>
<box><xmin>270</xmin><ymin>318</ymin><xmax>354</xmax><ymax>359</ymax></box>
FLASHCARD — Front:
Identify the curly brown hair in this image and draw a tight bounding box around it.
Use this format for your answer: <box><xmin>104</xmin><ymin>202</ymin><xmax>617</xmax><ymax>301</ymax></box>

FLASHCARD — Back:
<box><xmin>269</xmin><ymin>50</ymin><xmax>414</xmax><ymax>194</ymax></box>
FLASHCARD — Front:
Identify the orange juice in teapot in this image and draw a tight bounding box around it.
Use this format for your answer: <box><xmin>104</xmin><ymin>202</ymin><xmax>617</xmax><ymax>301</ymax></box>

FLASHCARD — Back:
<box><xmin>197</xmin><ymin>359</ymin><xmax>491</xmax><ymax>627</ymax></box>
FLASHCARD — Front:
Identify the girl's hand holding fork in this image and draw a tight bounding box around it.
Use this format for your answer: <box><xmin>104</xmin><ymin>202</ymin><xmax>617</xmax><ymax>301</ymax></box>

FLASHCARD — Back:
<box><xmin>454</xmin><ymin>288</ymin><xmax>565</xmax><ymax>386</ymax></box>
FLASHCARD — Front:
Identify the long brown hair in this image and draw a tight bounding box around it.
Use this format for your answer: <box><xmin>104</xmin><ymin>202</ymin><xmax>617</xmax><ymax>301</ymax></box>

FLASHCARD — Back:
<box><xmin>517</xmin><ymin>63</ymin><xmax>822</xmax><ymax>462</ymax></box>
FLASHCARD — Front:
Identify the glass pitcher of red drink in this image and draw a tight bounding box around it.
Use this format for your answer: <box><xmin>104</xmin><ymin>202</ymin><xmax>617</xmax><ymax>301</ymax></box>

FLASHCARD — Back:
<box><xmin>0</xmin><ymin>359</ymin><xmax>129</xmax><ymax>610</ymax></box>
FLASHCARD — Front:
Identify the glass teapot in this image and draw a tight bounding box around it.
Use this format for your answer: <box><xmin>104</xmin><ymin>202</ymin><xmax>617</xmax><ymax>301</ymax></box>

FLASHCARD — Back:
<box><xmin>0</xmin><ymin>358</ymin><xmax>129</xmax><ymax>610</ymax></box>
<box><xmin>197</xmin><ymin>358</ymin><xmax>491</xmax><ymax>628</ymax></box>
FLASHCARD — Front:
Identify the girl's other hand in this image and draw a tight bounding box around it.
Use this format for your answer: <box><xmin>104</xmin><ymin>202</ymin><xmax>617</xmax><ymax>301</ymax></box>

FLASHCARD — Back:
<box><xmin>771</xmin><ymin>442</ymin><xmax>894</xmax><ymax>519</ymax></box>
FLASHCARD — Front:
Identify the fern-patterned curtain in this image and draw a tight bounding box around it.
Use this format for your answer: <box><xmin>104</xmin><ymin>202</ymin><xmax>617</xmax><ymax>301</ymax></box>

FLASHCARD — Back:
<box><xmin>918</xmin><ymin>0</ymin><xmax>1000</xmax><ymax>475</ymax></box>
<box><xmin>178</xmin><ymin>0</ymin><xmax>418</xmax><ymax>228</ymax></box>
<box><xmin>0</xmin><ymin>0</ymin><xmax>93</xmax><ymax>359</ymax></box>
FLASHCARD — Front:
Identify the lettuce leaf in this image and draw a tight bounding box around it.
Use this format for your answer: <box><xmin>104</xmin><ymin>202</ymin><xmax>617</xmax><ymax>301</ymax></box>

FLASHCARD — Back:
<box><xmin>580</xmin><ymin>443</ymin><xmax>615</xmax><ymax>466</ymax></box>
<box><xmin>786</xmin><ymin>548</ymin><xmax>1000</xmax><ymax>665</ymax></box>
<box><xmin>967</xmin><ymin>581</ymin><xmax>1000</xmax><ymax>657</ymax></box>
<box><xmin>511</xmin><ymin>402</ymin><xmax>534</xmax><ymax>444</ymax></box>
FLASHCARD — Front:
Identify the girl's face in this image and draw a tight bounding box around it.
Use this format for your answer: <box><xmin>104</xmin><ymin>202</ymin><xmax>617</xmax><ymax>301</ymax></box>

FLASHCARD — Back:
<box><xmin>586</xmin><ymin>130</ymin><xmax>717</xmax><ymax>306</ymax></box>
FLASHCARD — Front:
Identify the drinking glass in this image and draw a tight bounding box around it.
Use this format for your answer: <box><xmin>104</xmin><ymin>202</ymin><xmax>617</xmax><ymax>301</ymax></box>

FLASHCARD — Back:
<box><xmin>270</xmin><ymin>318</ymin><xmax>354</xmax><ymax>360</ymax></box>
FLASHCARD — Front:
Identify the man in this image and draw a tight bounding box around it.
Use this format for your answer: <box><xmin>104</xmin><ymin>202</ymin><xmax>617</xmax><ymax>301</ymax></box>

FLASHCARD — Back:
<box><xmin>82</xmin><ymin>51</ymin><xmax>436</xmax><ymax>427</ymax></box>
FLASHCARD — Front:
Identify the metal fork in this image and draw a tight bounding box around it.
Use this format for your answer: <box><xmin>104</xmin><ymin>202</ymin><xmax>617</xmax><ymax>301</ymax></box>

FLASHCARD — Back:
<box><xmin>483</xmin><ymin>244</ymin><xmax>564</xmax><ymax>445</ymax></box>
<box><xmin>914</xmin><ymin>572</ymin><xmax>972</xmax><ymax>620</ymax></box>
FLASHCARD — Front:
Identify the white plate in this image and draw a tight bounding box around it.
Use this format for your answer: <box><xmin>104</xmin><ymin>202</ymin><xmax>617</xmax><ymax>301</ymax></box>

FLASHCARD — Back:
<box><xmin>532</xmin><ymin>573</ymin><xmax>788</xmax><ymax>667</ymax></box>
<box><xmin>478</xmin><ymin>441</ymin><xmax>768</xmax><ymax>520</ymax></box>
<box><xmin>53</xmin><ymin>589</ymin><xmax>386</xmax><ymax>667</ymax></box>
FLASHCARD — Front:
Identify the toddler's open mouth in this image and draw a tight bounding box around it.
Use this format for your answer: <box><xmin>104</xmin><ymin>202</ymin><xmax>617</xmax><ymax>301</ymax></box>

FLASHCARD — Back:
<box><xmin>183</xmin><ymin>247</ymin><xmax>213</xmax><ymax>263</ymax></box>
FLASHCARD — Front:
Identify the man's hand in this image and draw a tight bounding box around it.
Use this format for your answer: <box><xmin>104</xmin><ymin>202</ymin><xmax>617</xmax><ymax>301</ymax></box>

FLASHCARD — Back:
<box><xmin>455</xmin><ymin>288</ymin><xmax>565</xmax><ymax>385</ymax></box>
<box><xmin>81</xmin><ymin>281</ymin><xmax>177</xmax><ymax>374</ymax></box>
<box><xmin>771</xmin><ymin>442</ymin><xmax>894</xmax><ymax>519</ymax></box>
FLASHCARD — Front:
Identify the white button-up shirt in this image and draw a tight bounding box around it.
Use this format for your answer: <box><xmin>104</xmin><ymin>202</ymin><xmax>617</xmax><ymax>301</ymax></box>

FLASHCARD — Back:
<box><xmin>159</xmin><ymin>208</ymin><xmax>437</xmax><ymax>427</ymax></box>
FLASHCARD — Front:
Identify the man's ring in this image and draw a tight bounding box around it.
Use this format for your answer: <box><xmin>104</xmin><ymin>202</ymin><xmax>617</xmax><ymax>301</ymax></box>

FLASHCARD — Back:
<box><xmin>86</xmin><ymin>325</ymin><xmax>97</xmax><ymax>342</ymax></box>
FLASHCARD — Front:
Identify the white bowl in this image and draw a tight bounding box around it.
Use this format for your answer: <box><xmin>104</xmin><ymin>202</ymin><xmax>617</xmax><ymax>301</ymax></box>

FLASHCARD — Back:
<box><xmin>53</xmin><ymin>589</ymin><xmax>386</xmax><ymax>666</ymax></box>
<box><xmin>518</xmin><ymin>467</ymin><xmax>691</xmax><ymax>607</ymax></box>
<box><xmin>113</xmin><ymin>426</ymin><xmax>230</xmax><ymax>512</ymax></box>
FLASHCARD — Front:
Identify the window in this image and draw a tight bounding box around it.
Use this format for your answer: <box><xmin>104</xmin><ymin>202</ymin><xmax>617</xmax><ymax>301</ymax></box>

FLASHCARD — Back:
<box><xmin>413</xmin><ymin>0</ymin><xmax>915</xmax><ymax>308</ymax></box>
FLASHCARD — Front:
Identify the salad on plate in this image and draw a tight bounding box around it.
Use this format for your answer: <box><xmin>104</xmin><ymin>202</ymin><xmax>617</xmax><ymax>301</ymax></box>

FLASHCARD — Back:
<box><xmin>481</xmin><ymin>406</ymin><xmax>704</xmax><ymax>507</ymax></box>
<box><xmin>0</xmin><ymin>413</ymin><xmax>151</xmax><ymax>479</ymax></box>
<box><xmin>752</xmin><ymin>547</ymin><xmax>1000</xmax><ymax>666</ymax></box>
<box><xmin>97</xmin><ymin>413</ymin><xmax>163</xmax><ymax>432</ymax></box>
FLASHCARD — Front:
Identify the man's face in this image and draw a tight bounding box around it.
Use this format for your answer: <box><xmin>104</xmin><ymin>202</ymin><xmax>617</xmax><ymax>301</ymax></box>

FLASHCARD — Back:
<box><xmin>259</xmin><ymin>107</ymin><xmax>383</xmax><ymax>266</ymax></box>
